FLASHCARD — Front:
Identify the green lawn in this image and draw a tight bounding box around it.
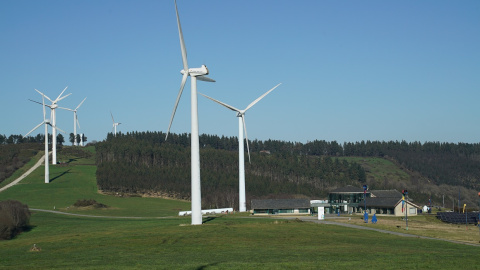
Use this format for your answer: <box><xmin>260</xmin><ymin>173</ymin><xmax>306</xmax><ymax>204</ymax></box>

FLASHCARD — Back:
<box><xmin>1</xmin><ymin>148</ymin><xmax>479</xmax><ymax>269</ymax></box>
<box><xmin>1</xmin><ymin>212</ymin><xmax>478</xmax><ymax>269</ymax></box>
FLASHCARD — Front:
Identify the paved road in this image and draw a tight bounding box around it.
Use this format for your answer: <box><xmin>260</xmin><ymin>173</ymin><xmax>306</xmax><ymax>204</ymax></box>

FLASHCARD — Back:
<box><xmin>0</xmin><ymin>152</ymin><xmax>50</xmax><ymax>193</ymax></box>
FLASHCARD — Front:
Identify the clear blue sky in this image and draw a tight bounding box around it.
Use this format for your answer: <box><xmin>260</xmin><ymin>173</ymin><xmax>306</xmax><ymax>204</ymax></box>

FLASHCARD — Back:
<box><xmin>1</xmin><ymin>1</ymin><xmax>479</xmax><ymax>144</ymax></box>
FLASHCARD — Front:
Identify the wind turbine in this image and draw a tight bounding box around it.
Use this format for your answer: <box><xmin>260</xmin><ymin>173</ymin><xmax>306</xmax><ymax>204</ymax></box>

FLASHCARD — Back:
<box><xmin>200</xmin><ymin>83</ymin><xmax>281</xmax><ymax>212</ymax></box>
<box><xmin>34</xmin><ymin>87</ymin><xmax>71</xmax><ymax>165</ymax></box>
<box><xmin>59</xmin><ymin>97</ymin><xmax>86</xmax><ymax>146</ymax></box>
<box><xmin>165</xmin><ymin>0</ymin><xmax>215</xmax><ymax>225</ymax></box>
<box><xmin>111</xmin><ymin>112</ymin><xmax>121</xmax><ymax>136</ymax></box>
<box><xmin>24</xmin><ymin>94</ymin><xmax>65</xmax><ymax>183</ymax></box>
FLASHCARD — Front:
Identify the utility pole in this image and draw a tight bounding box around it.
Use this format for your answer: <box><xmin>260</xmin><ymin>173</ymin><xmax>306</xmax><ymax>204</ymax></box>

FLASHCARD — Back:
<box><xmin>477</xmin><ymin>192</ymin><xmax>480</xmax><ymax>239</ymax></box>
<box><xmin>405</xmin><ymin>190</ymin><xmax>408</xmax><ymax>231</ymax></box>
<box><xmin>363</xmin><ymin>185</ymin><xmax>368</xmax><ymax>223</ymax></box>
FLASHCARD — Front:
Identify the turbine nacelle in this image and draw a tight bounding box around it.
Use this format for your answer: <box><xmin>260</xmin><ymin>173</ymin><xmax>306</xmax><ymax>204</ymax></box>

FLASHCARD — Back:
<box><xmin>180</xmin><ymin>65</ymin><xmax>209</xmax><ymax>76</ymax></box>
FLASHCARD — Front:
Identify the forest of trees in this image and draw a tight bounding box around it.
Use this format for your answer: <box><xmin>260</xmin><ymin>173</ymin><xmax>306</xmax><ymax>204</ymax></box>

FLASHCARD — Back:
<box><xmin>96</xmin><ymin>132</ymin><xmax>366</xmax><ymax>209</ymax></box>
<box><xmin>0</xmin><ymin>143</ymin><xmax>43</xmax><ymax>184</ymax></box>
<box><xmin>96</xmin><ymin>132</ymin><xmax>480</xmax><ymax>209</ymax></box>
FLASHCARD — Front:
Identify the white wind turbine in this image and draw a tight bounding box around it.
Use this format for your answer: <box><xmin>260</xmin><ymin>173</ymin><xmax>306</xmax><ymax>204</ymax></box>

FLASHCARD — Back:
<box><xmin>59</xmin><ymin>97</ymin><xmax>86</xmax><ymax>146</ymax></box>
<box><xmin>24</xmin><ymin>94</ymin><xmax>65</xmax><ymax>183</ymax></box>
<box><xmin>111</xmin><ymin>111</ymin><xmax>121</xmax><ymax>137</ymax></box>
<box><xmin>200</xmin><ymin>83</ymin><xmax>281</xmax><ymax>212</ymax></box>
<box><xmin>34</xmin><ymin>87</ymin><xmax>71</xmax><ymax>165</ymax></box>
<box><xmin>165</xmin><ymin>0</ymin><xmax>215</xmax><ymax>225</ymax></box>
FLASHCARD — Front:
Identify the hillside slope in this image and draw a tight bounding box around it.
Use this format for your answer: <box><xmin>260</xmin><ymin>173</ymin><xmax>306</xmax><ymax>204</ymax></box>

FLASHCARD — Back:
<box><xmin>344</xmin><ymin>157</ymin><xmax>479</xmax><ymax>210</ymax></box>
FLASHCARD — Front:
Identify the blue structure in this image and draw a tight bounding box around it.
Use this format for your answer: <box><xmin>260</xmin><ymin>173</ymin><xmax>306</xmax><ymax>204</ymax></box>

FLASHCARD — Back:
<box><xmin>372</xmin><ymin>214</ymin><xmax>377</xmax><ymax>224</ymax></box>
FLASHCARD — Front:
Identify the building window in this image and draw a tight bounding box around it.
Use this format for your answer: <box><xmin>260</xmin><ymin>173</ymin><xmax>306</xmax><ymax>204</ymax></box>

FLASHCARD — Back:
<box><xmin>278</xmin><ymin>209</ymin><xmax>294</xmax><ymax>214</ymax></box>
<box><xmin>409</xmin><ymin>208</ymin><xmax>416</xmax><ymax>214</ymax></box>
<box><xmin>299</xmin><ymin>209</ymin><xmax>309</xmax><ymax>213</ymax></box>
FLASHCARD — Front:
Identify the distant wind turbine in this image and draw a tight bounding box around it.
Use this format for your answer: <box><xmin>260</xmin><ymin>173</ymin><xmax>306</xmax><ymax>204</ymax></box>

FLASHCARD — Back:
<box><xmin>24</xmin><ymin>93</ymin><xmax>65</xmax><ymax>183</ymax></box>
<box><xmin>59</xmin><ymin>97</ymin><xmax>86</xmax><ymax>146</ymax></box>
<box><xmin>111</xmin><ymin>112</ymin><xmax>121</xmax><ymax>136</ymax></box>
<box><xmin>34</xmin><ymin>87</ymin><xmax>71</xmax><ymax>165</ymax></box>
<box><xmin>200</xmin><ymin>83</ymin><xmax>281</xmax><ymax>212</ymax></box>
<box><xmin>165</xmin><ymin>0</ymin><xmax>215</xmax><ymax>225</ymax></box>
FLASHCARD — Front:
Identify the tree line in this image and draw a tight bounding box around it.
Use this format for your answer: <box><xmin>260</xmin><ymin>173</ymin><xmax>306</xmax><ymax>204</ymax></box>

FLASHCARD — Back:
<box><xmin>1</xmin><ymin>133</ymin><xmax>87</xmax><ymax>146</ymax></box>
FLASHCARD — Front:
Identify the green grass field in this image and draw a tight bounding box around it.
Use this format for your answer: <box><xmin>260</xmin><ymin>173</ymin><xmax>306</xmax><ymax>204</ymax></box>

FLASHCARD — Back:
<box><xmin>1</xmin><ymin>148</ymin><xmax>479</xmax><ymax>269</ymax></box>
<box><xmin>0</xmin><ymin>147</ymin><xmax>190</xmax><ymax>217</ymax></box>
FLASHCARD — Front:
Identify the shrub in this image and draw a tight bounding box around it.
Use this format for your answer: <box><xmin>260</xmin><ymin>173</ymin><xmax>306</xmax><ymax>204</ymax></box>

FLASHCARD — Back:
<box><xmin>73</xmin><ymin>199</ymin><xmax>107</xmax><ymax>208</ymax></box>
<box><xmin>0</xmin><ymin>200</ymin><xmax>31</xmax><ymax>240</ymax></box>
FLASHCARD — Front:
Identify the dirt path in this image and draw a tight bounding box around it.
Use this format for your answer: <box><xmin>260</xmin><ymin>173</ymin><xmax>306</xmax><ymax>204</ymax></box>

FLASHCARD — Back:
<box><xmin>29</xmin><ymin>208</ymin><xmax>172</xmax><ymax>219</ymax></box>
<box><xmin>0</xmin><ymin>152</ymin><xmax>49</xmax><ymax>193</ymax></box>
<box><xmin>290</xmin><ymin>216</ymin><xmax>480</xmax><ymax>247</ymax></box>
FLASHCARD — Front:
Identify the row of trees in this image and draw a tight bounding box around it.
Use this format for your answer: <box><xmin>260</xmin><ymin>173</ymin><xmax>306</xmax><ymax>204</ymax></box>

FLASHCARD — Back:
<box><xmin>1</xmin><ymin>133</ymin><xmax>87</xmax><ymax>146</ymax></box>
<box><xmin>0</xmin><ymin>134</ymin><xmax>64</xmax><ymax>145</ymax></box>
<box><xmin>68</xmin><ymin>133</ymin><xmax>87</xmax><ymax>146</ymax></box>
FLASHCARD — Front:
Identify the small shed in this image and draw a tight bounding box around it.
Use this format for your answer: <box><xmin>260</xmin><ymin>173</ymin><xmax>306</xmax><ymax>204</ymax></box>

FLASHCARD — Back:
<box><xmin>251</xmin><ymin>199</ymin><xmax>311</xmax><ymax>215</ymax></box>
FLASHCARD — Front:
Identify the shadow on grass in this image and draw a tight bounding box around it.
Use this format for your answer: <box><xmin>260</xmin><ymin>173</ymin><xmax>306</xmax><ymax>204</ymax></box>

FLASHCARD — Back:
<box><xmin>67</xmin><ymin>158</ymin><xmax>78</xmax><ymax>164</ymax></box>
<box><xmin>4</xmin><ymin>225</ymin><xmax>36</xmax><ymax>241</ymax></box>
<box><xmin>202</xmin><ymin>216</ymin><xmax>217</xmax><ymax>224</ymax></box>
<box><xmin>49</xmin><ymin>169</ymin><xmax>71</xmax><ymax>183</ymax></box>
<box><xmin>196</xmin><ymin>262</ymin><xmax>222</xmax><ymax>270</ymax></box>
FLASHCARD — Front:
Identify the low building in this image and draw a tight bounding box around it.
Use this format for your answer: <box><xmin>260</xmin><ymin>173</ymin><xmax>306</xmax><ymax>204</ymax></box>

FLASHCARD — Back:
<box><xmin>251</xmin><ymin>199</ymin><xmax>311</xmax><ymax>215</ymax></box>
<box><xmin>359</xmin><ymin>189</ymin><xmax>420</xmax><ymax>216</ymax></box>
<box><xmin>327</xmin><ymin>185</ymin><xmax>370</xmax><ymax>214</ymax></box>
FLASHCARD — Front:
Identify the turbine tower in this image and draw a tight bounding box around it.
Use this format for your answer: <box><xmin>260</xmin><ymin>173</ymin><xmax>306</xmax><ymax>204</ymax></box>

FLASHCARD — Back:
<box><xmin>60</xmin><ymin>97</ymin><xmax>86</xmax><ymax>146</ymax></box>
<box><xmin>166</xmin><ymin>0</ymin><xmax>215</xmax><ymax>225</ymax></box>
<box><xmin>111</xmin><ymin>111</ymin><xmax>121</xmax><ymax>136</ymax></box>
<box><xmin>24</xmin><ymin>94</ymin><xmax>65</xmax><ymax>183</ymax></box>
<box><xmin>200</xmin><ymin>83</ymin><xmax>281</xmax><ymax>212</ymax></box>
<box><xmin>35</xmin><ymin>87</ymin><xmax>71</xmax><ymax>165</ymax></box>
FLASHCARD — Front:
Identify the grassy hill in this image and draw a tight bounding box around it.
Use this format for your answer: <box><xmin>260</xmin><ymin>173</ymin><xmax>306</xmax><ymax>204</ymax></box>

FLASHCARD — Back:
<box><xmin>0</xmin><ymin>146</ymin><xmax>190</xmax><ymax>217</ymax></box>
<box><xmin>1</xmin><ymin>146</ymin><xmax>479</xmax><ymax>269</ymax></box>
<box><xmin>341</xmin><ymin>156</ymin><xmax>479</xmax><ymax>210</ymax></box>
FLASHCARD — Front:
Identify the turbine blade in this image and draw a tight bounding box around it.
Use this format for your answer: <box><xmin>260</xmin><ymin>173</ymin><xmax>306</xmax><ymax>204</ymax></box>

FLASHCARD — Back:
<box><xmin>242</xmin><ymin>115</ymin><xmax>251</xmax><ymax>163</ymax></box>
<box><xmin>76</xmin><ymin>97</ymin><xmax>87</xmax><ymax>110</ymax></box>
<box><xmin>199</xmin><ymin>92</ymin><xmax>241</xmax><ymax>112</ymax></box>
<box><xmin>55</xmin><ymin>92</ymin><xmax>72</xmax><ymax>103</ymax></box>
<box><xmin>76</xmin><ymin>114</ymin><xmax>81</xmax><ymax>129</ymax></box>
<box><xmin>57</xmin><ymin>106</ymin><xmax>74</xmax><ymax>111</ymax></box>
<box><xmin>166</xmin><ymin>73</ymin><xmax>188</xmax><ymax>140</ymax></box>
<box><xmin>197</xmin><ymin>76</ymin><xmax>216</xmax><ymax>82</ymax></box>
<box><xmin>50</xmin><ymin>124</ymin><xmax>66</xmax><ymax>134</ymax></box>
<box><xmin>29</xmin><ymin>99</ymin><xmax>53</xmax><ymax>108</ymax></box>
<box><xmin>54</xmin><ymin>86</ymin><xmax>68</xmax><ymax>102</ymax></box>
<box><xmin>175</xmin><ymin>0</ymin><xmax>188</xmax><ymax>72</ymax></box>
<box><xmin>42</xmin><ymin>94</ymin><xmax>46</xmax><ymax>121</ymax></box>
<box><xmin>35</xmin><ymin>89</ymin><xmax>53</xmax><ymax>103</ymax></box>
<box><xmin>24</xmin><ymin>122</ymin><xmax>45</xmax><ymax>137</ymax></box>
<box><xmin>244</xmin><ymin>83</ymin><xmax>281</xmax><ymax>112</ymax></box>
<box><xmin>110</xmin><ymin>111</ymin><xmax>115</xmax><ymax>123</ymax></box>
